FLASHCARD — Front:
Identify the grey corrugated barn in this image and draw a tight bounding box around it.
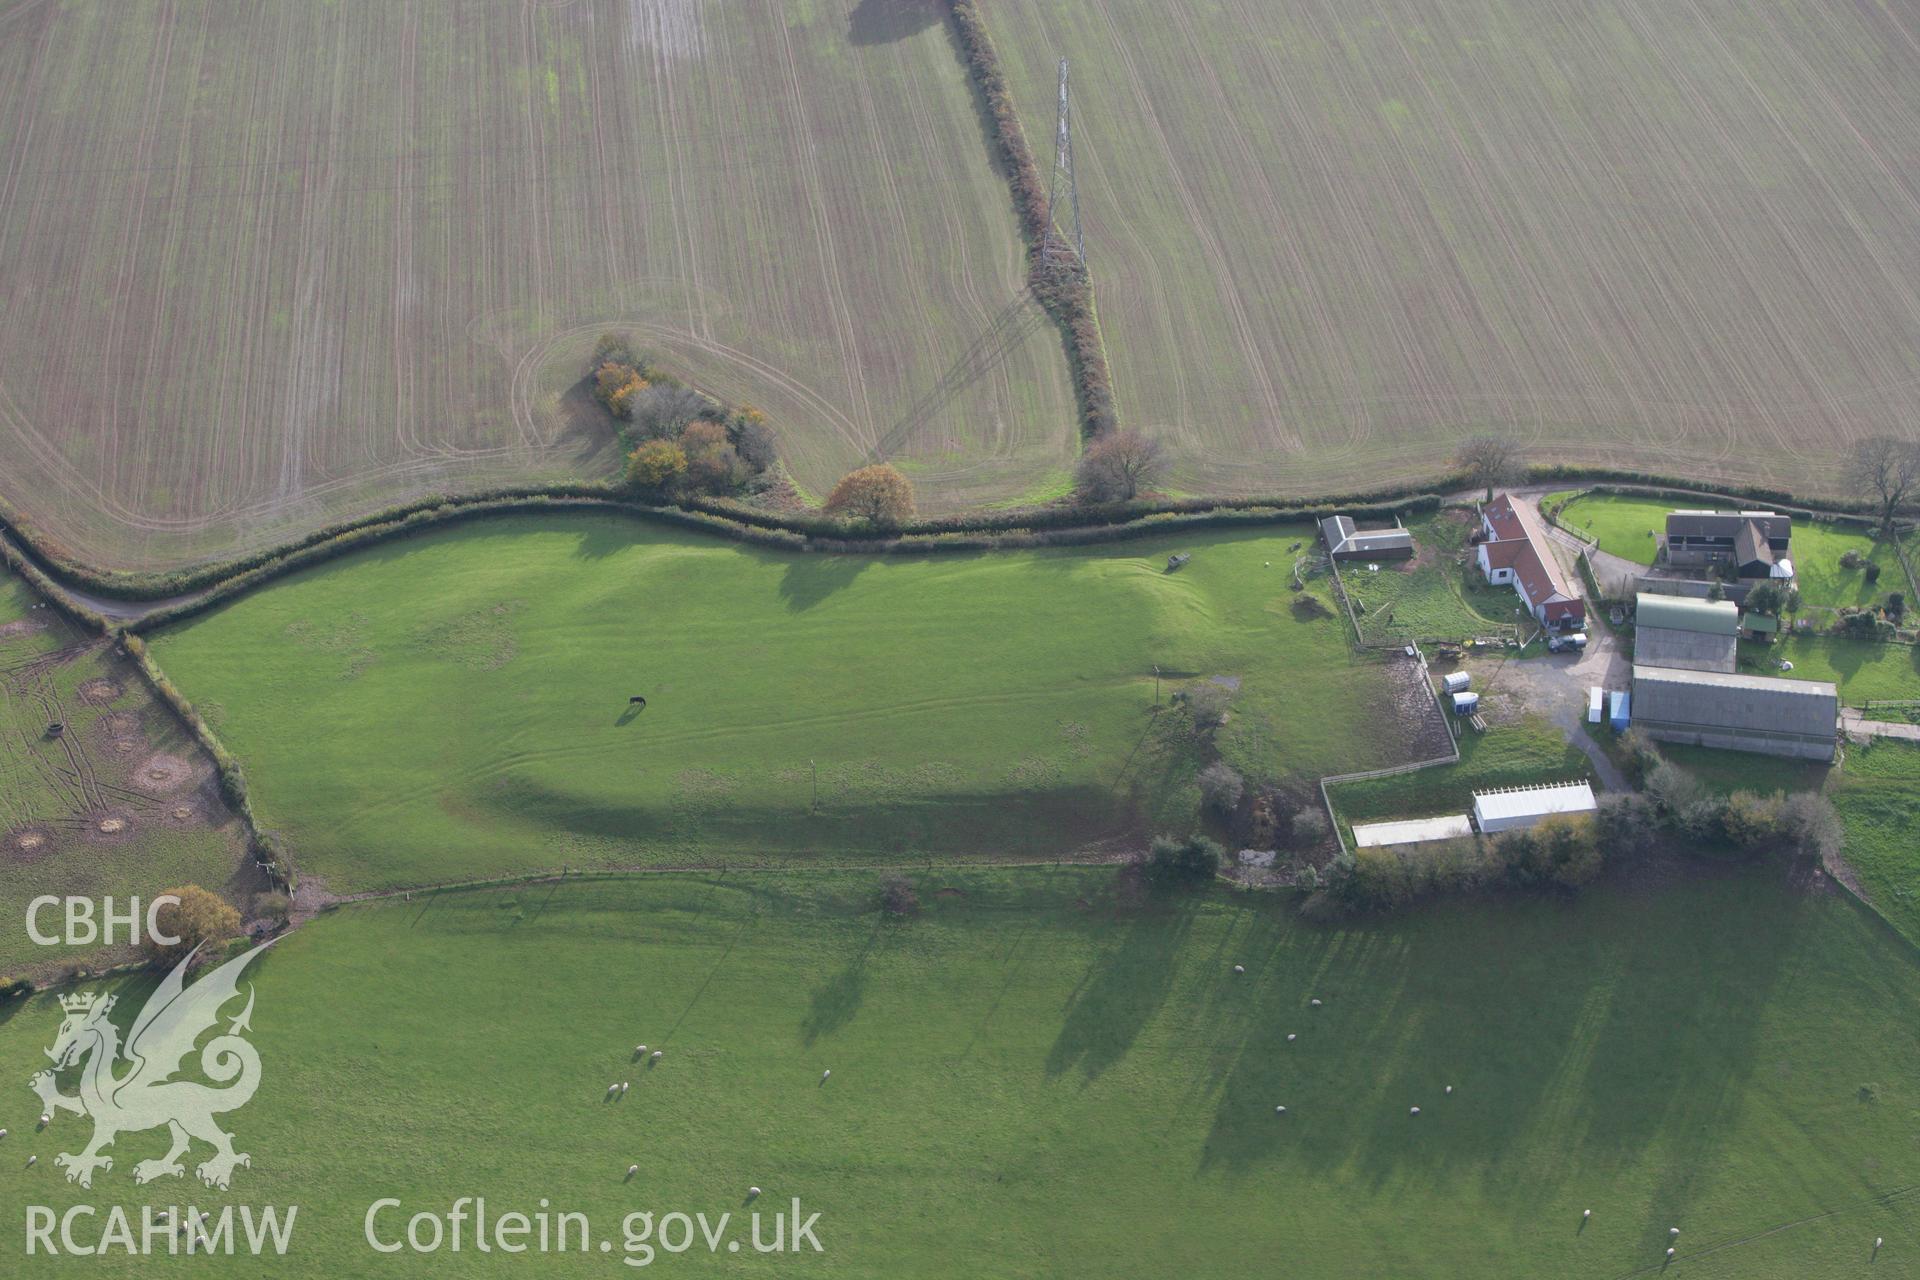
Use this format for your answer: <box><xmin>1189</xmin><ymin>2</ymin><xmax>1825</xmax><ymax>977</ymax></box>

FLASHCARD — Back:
<box><xmin>1664</xmin><ymin>510</ymin><xmax>1791</xmax><ymax>571</ymax></box>
<box><xmin>1630</xmin><ymin>665</ymin><xmax>1838</xmax><ymax>761</ymax></box>
<box><xmin>1632</xmin><ymin>593</ymin><xmax>1738</xmax><ymax>673</ymax></box>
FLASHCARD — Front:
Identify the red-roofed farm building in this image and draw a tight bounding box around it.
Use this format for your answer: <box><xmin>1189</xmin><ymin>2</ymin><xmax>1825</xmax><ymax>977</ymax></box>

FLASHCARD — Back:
<box><xmin>1475</xmin><ymin>495</ymin><xmax>1586</xmax><ymax>631</ymax></box>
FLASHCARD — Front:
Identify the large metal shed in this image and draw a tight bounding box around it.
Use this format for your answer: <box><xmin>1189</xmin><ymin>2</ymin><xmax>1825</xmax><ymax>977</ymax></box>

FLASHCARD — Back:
<box><xmin>1630</xmin><ymin>664</ymin><xmax>1839</xmax><ymax>761</ymax></box>
<box><xmin>1632</xmin><ymin>593</ymin><xmax>1739</xmax><ymax>674</ymax></box>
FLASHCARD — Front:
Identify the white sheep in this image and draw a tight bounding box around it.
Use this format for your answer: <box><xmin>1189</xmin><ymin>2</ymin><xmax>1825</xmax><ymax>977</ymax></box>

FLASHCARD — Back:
<box><xmin>635</xmin><ymin>1045</ymin><xmax>647</xmax><ymax>1056</ymax></box>
<box><xmin>1670</xmin><ymin>1227</ymin><xmax>1680</xmax><ymax>1237</ymax></box>
<box><xmin>1445</xmin><ymin>1085</ymin><xmax>1454</xmax><ymax>1095</ymax></box>
<box><xmin>1232</xmin><ymin>964</ymin><xmax>1244</xmax><ymax>974</ymax></box>
<box><xmin>621</xmin><ymin>1082</ymin><xmax>630</xmax><ymax>1095</ymax></box>
<box><xmin>1876</xmin><ymin>1238</ymin><xmax>1884</xmax><ymax>1249</ymax></box>
<box><xmin>607</xmin><ymin>1083</ymin><xmax>619</xmax><ymax>1096</ymax></box>
<box><xmin>748</xmin><ymin>1186</ymin><xmax>761</xmax><ymax>1199</ymax></box>
<box><xmin>1583</xmin><ymin>1210</ymin><xmax>1591</xmax><ymax>1220</ymax></box>
<box><xmin>1409</xmin><ymin>1106</ymin><xmax>1420</xmax><ymax>1116</ymax></box>
<box><xmin>651</xmin><ymin>1050</ymin><xmax>663</xmax><ymax>1061</ymax></box>
<box><xmin>38</xmin><ymin>1113</ymin><xmax>50</xmax><ymax>1127</ymax></box>
<box><xmin>1666</xmin><ymin>1247</ymin><xmax>1675</xmax><ymax>1259</ymax></box>
<box><xmin>1274</xmin><ymin>1105</ymin><xmax>1287</xmax><ymax>1114</ymax></box>
<box><xmin>1310</xmin><ymin>998</ymin><xmax>1322</xmax><ymax>1007</ymax></box>
<box><xmin>25</xmin><ymin>1155</ymin><xmax>35</xmax><ymax>1167</ymax></box>
<box><xmin>0</xmin><ymin>1128</ymin><xmax>7</xmax><ymax>1139</ymax></box>
<box><xmin>627</xmin><ymin>1164</ymin><xmax>639</xmax><ymax>1178</ymax></box>
<box><xmin>1286</xmin><ymin>1033</ymin><xmax>1297</xmax><ymax>1042</ymax></box>
<box><xmin>822</xmin><ymin>1070</ymin><xmax>832</xmax><ymax>1081</ymax></box>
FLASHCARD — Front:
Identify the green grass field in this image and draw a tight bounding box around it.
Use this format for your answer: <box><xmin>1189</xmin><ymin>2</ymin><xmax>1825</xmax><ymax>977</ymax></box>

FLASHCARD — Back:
<box><xmin>2</xmin><ymin>868</ymin><xmax>1915</xmax><ymax>1278</ymax></box>
<box><xmin>0</xmin><ymin>570</ymin><xmax>245</xmax><ymax>976</ymax></box>
<box><xmin>1343</xmin><ymin>512</ymin><xmax>1523</xmax><ymax>643</ymax></box>
<box><xmin>150</xmin><ymin>515</ymin><xmax>1407</xmax><ymax>892</ymax></box>
<box><xmin>0</xmin><ymin>0</ymin><xmax>1076</xmax><ymax>569</ymax></box>
<box><xmin>1833</xmin><ymin>739</ymin><xmax>1920</xmax><ymax>947</ymax></box>
<box><xmin>1742</xmin><ymin>636</ymin><xmax>1920</xmax><ymax>706</ymax></box>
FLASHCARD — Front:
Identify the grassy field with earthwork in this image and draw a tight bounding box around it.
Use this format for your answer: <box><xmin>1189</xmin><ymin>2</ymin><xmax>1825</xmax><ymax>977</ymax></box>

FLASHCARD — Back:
<box><xmin>988</xmin><ymin>0</ymin><xmax>1920</xmax><ymax>500</ymax></box>
<box><xmin>0</xmin><ymin>0</ymin><xmax>1076</xmax><ymax>569</ymax></box>
<box><xmin>2</xmin><ymin>868</ymin><xmax>1917</xmax><ymax>1278</ymax></box>
<box><xmin>0</xmin><ymin>568</ymin><xmax>247</xmax><ymax>977</ymax></box>
<box><xmin>149</xmin><ymin>514</ymin><xmax>1408</xmax><ymax>893</ymax></box>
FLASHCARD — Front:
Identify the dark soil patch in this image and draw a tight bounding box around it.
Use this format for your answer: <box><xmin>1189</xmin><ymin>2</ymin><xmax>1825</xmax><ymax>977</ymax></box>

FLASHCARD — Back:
<box><xmin>1290</xmin><ymin>594</ymin><xmax>1334</xmax><ymax>621</ymax></box>
<box><xmin>3</xmin><ymin>825</ymin><xmax>56</xmax><ymax>863</ymax></box>
<box><xmin>1381</xmin><ymin>654</ymin><xmax>1455</xmax><ymax>762</ymax></box>
<box><xmin>0</xmin><ymin>619</ymin><xmax>47</xmax><ymax>640</ymax></box>
<box><xmin>935</xmin><ymin>887</ymin><xmax>967</xmax><ymax>899</ymax></box>
<box><xmin>76</xmin><ymin>677</ymin><xmax>123</xmax><ymax>705</ymax></box>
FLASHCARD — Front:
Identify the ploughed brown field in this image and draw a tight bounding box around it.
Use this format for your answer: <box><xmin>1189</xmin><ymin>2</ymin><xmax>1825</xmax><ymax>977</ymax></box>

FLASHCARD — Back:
<box><xmin>989</xmin><ymin>0</ymin><xmax>1920</xmax><ymax>497</ymax></box>
<box><xmin>0</xmin><ymin>0</ymin><xmax>1077</xmax><ymax>568</ymax></box>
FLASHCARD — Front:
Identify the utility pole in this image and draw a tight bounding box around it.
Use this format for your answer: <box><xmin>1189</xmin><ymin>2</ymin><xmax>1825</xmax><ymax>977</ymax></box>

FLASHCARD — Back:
<box><xmin>1153</xmin><ymin>664</ymin><xmax>1161</xmax><ymax>709</ymax></box>
<box><xmin>1047</xmin><ymin>57</ymin><xmax>1084</xmax><ymax>264</ymax></box>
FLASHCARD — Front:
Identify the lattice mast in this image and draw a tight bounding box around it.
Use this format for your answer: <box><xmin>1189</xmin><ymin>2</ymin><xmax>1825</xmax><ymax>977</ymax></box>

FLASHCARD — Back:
<box><xmin>1046</xmin><ymin>57</ymin><xmax>1084</xmax><ymax>263</ymax></box>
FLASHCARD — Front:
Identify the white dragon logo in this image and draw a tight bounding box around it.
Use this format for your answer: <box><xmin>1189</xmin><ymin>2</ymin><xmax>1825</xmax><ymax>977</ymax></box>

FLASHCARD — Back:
<box><xmin>28</xmin><ymin>942</ymin><xmax>273</xmax><ymax>1191</ymax></box>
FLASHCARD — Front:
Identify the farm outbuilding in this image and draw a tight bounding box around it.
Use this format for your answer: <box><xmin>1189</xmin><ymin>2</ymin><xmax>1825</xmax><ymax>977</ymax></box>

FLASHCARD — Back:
<box><xmin>1632</xmin><ymin>593</ymin><xmax>1739</xmax><ymax>674</ymax></box>
<box><xmin>1664</xmin><ymin>510</ymin><xmax>1792</xmax><ymax>572</ymax></box>
<box><xmin>1630</xmin><ymin>665</ymin><xmax>1839</xmax><ymax>761</ymax></box>
<box><xmin>1319</xmin><ymin>515</ymin><xmax>1415</xmax><ymax>561</ymax></box>
<box><xmin>1352</xmin><ymin>814</ymin><xmax>1475</xmax><ymax>849</ymax></box>
<box><xmin>1472</xmin><ymin>782</ymin><xmax>1597</xmax><ymax>833</ymax></box>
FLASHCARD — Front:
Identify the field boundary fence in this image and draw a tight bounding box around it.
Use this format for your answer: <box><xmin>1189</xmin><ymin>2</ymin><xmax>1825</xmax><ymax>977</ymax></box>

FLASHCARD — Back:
<box><xmin>1318</xmin><ymin>643</ymin><xmax>1462</xmax><ymax>863</ymax></box>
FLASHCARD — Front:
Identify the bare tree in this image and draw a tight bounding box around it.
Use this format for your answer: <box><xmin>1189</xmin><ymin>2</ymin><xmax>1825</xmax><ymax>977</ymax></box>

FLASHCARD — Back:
<box><xmin>1452</xmin><ymin>434</ymin><xmax>1524</xmax><ymax>500</ymax></box>
<box><xmin>1075</xmin><ymin>431</ymin><xmax>1167</xmax><ymax>503</ymax></box>
<box><xmin>1845</xmin><ymin>436</ymin><xmax>1920</xmax><ymax>534</ymax></box>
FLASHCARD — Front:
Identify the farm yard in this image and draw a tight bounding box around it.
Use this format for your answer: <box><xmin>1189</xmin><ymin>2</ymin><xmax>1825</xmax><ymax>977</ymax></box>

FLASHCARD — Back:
<box><xmin>988</xmin><ymin>0</ymin><xmax>1920</xmax><ymax>501</ymax></box>
<box><xmin>147</xmin><ymin>515</ymin><xmax>1411</xmax><ymax>892</ymax></box>
<box><xmin>0</xmin><ymin>567</ymin><xmax>247</xmax><ymax>974</ymax></box>
<box><xmin>0</xmin><ymin>0</ymin><xmax>1077</xmax><ymax>569</ymax></box>
<box><xmin>4</xmin><ymin>868</ymin><xmax>1917</xmax><ymax>1278</ymax></box>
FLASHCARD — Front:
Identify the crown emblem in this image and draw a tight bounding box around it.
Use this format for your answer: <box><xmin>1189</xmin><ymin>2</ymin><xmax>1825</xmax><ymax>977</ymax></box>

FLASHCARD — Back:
<box><xmin>59</xmin><ymin>991</ymin><xmax>106</xmax><ymax>1015</ymax></box>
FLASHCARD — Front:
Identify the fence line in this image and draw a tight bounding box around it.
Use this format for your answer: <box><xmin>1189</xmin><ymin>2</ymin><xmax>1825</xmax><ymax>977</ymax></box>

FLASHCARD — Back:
<box><xmin>1318</xmin><ymin>643</ymin><xmax>1462</xmax><ymax>862</ymax></box>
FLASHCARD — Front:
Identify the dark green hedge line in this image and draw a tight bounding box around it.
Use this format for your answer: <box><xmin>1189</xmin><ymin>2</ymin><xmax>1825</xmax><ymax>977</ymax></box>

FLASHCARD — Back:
<box><xmin>124</xmin><ymin>492</ymin><xmax>1446</xmax><ymax>633</ymax></box>
<box><xmin>0</xmin><ymin>482</ymin><xmax>619</xmax><ymax>603</ymax></box>
<box><xmin>0</xmin><ymin>528</ymin><xmax>111</xmax><ymax>633</ymax></box>
<box><xmin>120</xmin><ymin>633</ymin><xmax>291</xmax><ymax>892</ymax></box>
<box><xmin>1525</xmin><ymin>464</ymin><xmax>1879</xmax><ymax>523</ymax></box>
<box><xmin>944</xmin><ymin>0</ymin><xmax>1116</xmax><ymax>439</ymax></box>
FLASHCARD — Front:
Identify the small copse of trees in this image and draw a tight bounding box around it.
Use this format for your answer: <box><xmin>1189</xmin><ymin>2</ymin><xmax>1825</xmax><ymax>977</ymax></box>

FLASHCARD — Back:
<box><xmin>589</xmin><ymin>335</ymin><xmax>779</xmax><ymax>503</ymax></box>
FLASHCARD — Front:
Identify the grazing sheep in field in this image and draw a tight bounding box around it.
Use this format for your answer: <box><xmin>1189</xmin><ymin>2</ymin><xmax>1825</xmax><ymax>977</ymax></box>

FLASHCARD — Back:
<box><xmin>1445</xmin><ymin>1085</ymin><xmax>1453</xmax><ymax>1095</ymax></box>
<box><xmin>1286</xmin><ymin>1033</ymin><xmax>1296</xmax><ymax>1042</ymax></box>
<box><xmin>1232</xmin><ymin>964</ymin><xmax>1244</xmax><ymax>974</ymax></box>
<box><xmin>1583</xmin><ymin>1210</ymin><xmax>1591</xmax><ymax>1220</ymax></box>
<box><xmin>621</xmin><ymin>1082</ymin><xmax>630</xmax><ymax>1095</ymax></box>
<box><xmin>0</xmin><ymin>1128</ymin><xmax>7</xmax><ymax>1139</ymax></box>
<box><xmin>822</xmin><ymin>1070</ymin><xmax>832</xmax><ymax>1081</ymax></box>
<box><xmin>38</xmin><ymin>1113</ymin><xmax>49</xmax><ymax>1127</ymax></box>
<box><xmin>651</xmin><ymin>1050</ymin><xmax>663</xmax><ymax>1061</ymax></box>
<box><xmin>626</xmin><ymin>1165</ymin><xmax>639</xmax><ymax>1180</ymax></box>
<box><xmin>1670</xmin><ymin>1228</ymin><xmax>1680</xmax><ymax>1237</ymax></box>
<box><xmin>1666</xmin><ymin>1248</ymin><xmax>1675</xmax><ymax>1259</ymax></box>
<box><xmin>1274</xmin><ymin>1105</ymin><xmax>1287</xmax><ymax>1114</ymax></box>
<box><xmin>1310</xmin><ymin>998</ymin><xmax>1322</xmax><ymax>1007</ymax></box>
<box><xmin>748</xmin><ymin>1187</ymin><xmax>761</xmax><ymax>1200</ymax></box>
<box><xmin>26</xmin><ymin>1155</ymin><xmax>35</xmax><ymax>1167</ymax></box>
<box><xmin>635</xmin><ymin>1045</ymin><xmax>647</xmax><ymax>1057</ymax></box>
<box><xmin>1409</xmin><ymin>1107</ymin><xmax>1420</xmax><ymax>1116</ymax></box>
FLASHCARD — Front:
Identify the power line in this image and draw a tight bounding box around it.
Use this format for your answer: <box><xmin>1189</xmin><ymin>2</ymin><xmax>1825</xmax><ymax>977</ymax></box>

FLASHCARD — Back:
<box><xmin>1046</xmin><ymin>57</ymin><xmax>1084</xmax><ymax>265</ymax></box>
